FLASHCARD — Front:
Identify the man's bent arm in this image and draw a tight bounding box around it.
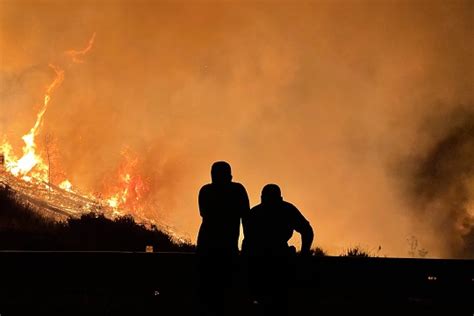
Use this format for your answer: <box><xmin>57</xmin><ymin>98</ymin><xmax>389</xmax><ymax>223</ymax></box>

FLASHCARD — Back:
<box><xmin>300</xmin><ymin>222</ymin><xmax>314</xmax><ymax>255</ymax></box>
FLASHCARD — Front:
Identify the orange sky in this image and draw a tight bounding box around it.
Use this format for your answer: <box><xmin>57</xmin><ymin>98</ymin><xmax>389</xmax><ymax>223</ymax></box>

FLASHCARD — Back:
<box><xmin>1</xmin><ymin>0</ymin><xmax>473</xmax><ymax>257</ymax></box>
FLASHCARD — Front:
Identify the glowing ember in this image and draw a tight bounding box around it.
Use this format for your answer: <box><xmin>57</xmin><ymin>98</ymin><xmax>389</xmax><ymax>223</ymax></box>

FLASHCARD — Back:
<box><xmin>107</xmin><ymin>194</ymin><xmax>120</xmax><ymax>208</ymax></box>
<box><xmin>59</xmin><ymin>180</ymin><xmax>73</xmax><ymax>192</ymax></box>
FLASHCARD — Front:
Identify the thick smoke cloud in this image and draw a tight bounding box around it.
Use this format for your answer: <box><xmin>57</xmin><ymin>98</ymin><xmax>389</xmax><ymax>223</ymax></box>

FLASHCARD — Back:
<box><xmin>400</xmin><ymin>107</ymin><xmax>474</xmax><ymax>258</ymax></box>
<box><xmin>0</xmin><ymin>1</ymin><xmax>472</xmax><ymax>257</ymax></box>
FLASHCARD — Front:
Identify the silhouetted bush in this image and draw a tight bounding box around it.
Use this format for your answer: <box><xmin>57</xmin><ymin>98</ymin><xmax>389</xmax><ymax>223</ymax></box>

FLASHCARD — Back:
<box><xmin>0</xmin><ymin>186</ymin><xmax>57</xmax><ymax>232</ymax></box>
<box><xmin>0</xmin><ymin>186</ymin><xmax>195</xmax><ymax>252</ymax></box>
<box><xmin>340</xmin><ymin>246</ymin><xmax>371</xmax><ymax>257</ymax></box>
<box><xmin>309</xmin><ymin>246</ymin><xmax>327</xmax><ymax>256</ymax></box>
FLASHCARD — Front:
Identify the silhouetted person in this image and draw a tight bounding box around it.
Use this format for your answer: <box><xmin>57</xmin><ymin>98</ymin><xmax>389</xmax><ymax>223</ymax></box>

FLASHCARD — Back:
<box><xmin>244</xmin><ymin>184</ymin><xmax>313</xmax><ymax>256</ymax></box>
<box><xmin>243</xmin><ymin>184</ymin><xmax>314</xmax><ymax>316</ymax></box>
<box><xmin>196</xmin><ymin>161</ymin><xmax>250</xmax><ymax>316</ymax></box>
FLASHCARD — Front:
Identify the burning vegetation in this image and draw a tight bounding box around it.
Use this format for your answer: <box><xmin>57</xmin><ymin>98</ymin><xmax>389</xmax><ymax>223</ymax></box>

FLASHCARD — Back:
<box><xmin>0</xmin><ymin>185</ymin><xmax>194</xmax><ymax>251</ymax></box>
<box><xmin>0</xmin><ymin>34</ymin><xmax>185</xmax><ymax>245</ymax></box>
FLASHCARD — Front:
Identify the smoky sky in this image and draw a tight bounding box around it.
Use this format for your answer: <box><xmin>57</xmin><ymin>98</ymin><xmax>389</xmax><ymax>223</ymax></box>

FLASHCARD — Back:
<box><xmin>0</xmin><ymin>0</ymin><xmax>473</xmax><ymax>257</ymax></box>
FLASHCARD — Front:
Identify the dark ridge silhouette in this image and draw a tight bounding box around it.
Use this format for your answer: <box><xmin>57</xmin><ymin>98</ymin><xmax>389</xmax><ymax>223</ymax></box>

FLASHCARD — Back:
<box><xmin>1</xmin><ymin>252</ymin><xmax>473</xmax><ymax>316</ymax></box>
<box><xmin>1</xmin><ymin>180</ymin><xmax>472</xmax><ymax>316</ymax></box>
<box><xmin>0</xmin><ymin>184</ymin><xmax>58</xmax><ymax>232</ymax></box>
<box><xmin>0</xmin><ymin>186</ymin><xmax>194</xmax><ymax>252</ymax></box>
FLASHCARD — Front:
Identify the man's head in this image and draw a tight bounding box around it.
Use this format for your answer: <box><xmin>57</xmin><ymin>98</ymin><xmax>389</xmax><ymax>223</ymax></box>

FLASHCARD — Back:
<box><xmin>211</xmin><ymin>161</ymin><xmax>232</xmax><ymax>184</ymax></box>
<box><xmin>261</xmin><ymin>184</ymin><xmax>283</xmax><ymax>204</ymax></box>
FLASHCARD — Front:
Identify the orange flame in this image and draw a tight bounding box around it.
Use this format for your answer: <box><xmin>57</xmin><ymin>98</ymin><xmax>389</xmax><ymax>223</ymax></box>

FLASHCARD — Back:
<box><xmin>8</xmin><ymin>65</ymin><xmax>64</xmax><ymax>181</ymax></box>
<box><xmin>65</xmin><ymin>32</ymin><xmax>96</xmax><ymax>63</ymax></box>
<box><xmin>106</xmin><ymin>150</ymin><xmax>149</xmax><ymax>215</ymax></box>
<box><xmin>1</xmin><ymin>34</ymin><xmax>95</xmax><ymax>183</ymax></box>
<box><xmin>59</xmin><ymin>179</ymin><xmax>73</xmax><ymax>192</ymax></box>
<box><xmin>1</xmin><ymin>33</ymin><xmax>153</xmax><ymax>227</ymax></box>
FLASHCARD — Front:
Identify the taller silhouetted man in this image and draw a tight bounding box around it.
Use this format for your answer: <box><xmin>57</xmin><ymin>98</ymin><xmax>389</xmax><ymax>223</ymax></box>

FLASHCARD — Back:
<box><xmin>197</xmin><ymin>161</ymin><xmax>250</xmax><ymax>254</ymax></box>
<box><xmin>196</xmin><ymin>161</ymin><xmax>250</xmax><ymax>316</ymax></box>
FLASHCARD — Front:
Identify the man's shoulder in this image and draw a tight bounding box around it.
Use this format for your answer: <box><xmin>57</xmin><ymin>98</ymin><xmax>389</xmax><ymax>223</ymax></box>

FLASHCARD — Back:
<box><xmin>229</xmin><ymin>182</ymin><xmax>248</xmax><ymax>196</ymax></box>
<box><xmin>282</xmin><ymin>200</ymin><xmax>298</xmax><ymax>210</ymax></box>
<box><xmin>250</xmin><ymin>203</ymin><xmax>264</xmax><ymax>212</ymax></box>
<box><xmin>200</xmin><ymin>182</ymin><xmax>246</xmax><ymax>192</ymax></box>
<box><xmin>282</xmin><ymin>201</ymin><xmax>309</xmax><ymax>224</ymax></box>
<box><xmin>230</xmin><ymin>182</ymin><xmax>246</xmax><ymax>190</ymax></box>
<box><xmin>199</xmin><ymin>183</ymin><xmax>213</xmax><ymax>193</ymax></box>
<box><xmin>282</xmin><ymin>201</ymin><xmax>306</xmax><ymax>217</ymax></box>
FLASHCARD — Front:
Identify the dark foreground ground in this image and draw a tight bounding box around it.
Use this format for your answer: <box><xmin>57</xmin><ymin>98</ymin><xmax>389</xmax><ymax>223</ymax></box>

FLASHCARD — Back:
<box><xmin>0</xmin><ymin>252</ymin><xmax>472</xmax><ymax>316</ymax></box>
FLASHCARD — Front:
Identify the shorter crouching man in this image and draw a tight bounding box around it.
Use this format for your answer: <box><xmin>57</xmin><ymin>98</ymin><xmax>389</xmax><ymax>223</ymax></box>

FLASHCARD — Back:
<box><xmin>243</xmin><ymin>184</ymin><xmax>314</xmax><ymax>316</ymax></box>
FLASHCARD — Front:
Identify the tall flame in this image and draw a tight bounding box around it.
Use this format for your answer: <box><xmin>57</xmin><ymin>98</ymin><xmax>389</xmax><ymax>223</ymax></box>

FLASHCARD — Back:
<box><xmin>9</xmin><ymin>64</ymin><xmax>64</xmax><ymax>180</ymax></box>
<box><xmin>1</xmin><ymin>34</ymin><xmax>95</xmax><ymax>183</ymax></box>
<box><xmin>1</xmin><ymin>33</ymin><xmax>157</xmax><ymax>230</ymax></box>
<box><xmin>0</xmin><ymin>33</ymin><xmax>176</xmax><ymax>239</ymax></box>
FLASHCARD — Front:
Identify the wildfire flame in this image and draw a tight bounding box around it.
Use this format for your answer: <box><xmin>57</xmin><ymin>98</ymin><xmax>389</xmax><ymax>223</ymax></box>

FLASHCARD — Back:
<box><xmin>105</xmin><ymin>149</ymin><xmax>149</xmax><ymax>215</ymax></box>
<box><xmin>59</xmin><ymin>179</ymin><xmax>73</xmax><ymax>192</ymax></box>
<box><xmin>0</xmin><ymin>32</ymin><xmax>190</xmax><ymax>246</ymax></box>
<box><xmin>7</xmin><ymin>64</ymin><xmax>64</xmax><ymax>181</ymax></box>
<box><xmin>0</xmin><ymin>33</ymin><xmax>151</xmax><ymax>223</ymax></box>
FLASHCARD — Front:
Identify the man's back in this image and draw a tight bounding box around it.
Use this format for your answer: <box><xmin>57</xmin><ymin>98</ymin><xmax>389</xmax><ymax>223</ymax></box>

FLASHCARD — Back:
<box><xmin>243</xmin><ymin>184</ymin><xmax>313</xmax><ymax>316</ymax></box>
<box><xmin>195</xmin><ymin>162</ymin><xmax>250</xmax><ymax>315</ymax></box>
<box><xmin>197</xmin><ymin>181</ymin><xmax>249</xmax><ymax>254</ymax></box>
<box><xmin>245</xmin><ymin>200</ymin><xmax>310</xmax><ymax>255</ymax></box>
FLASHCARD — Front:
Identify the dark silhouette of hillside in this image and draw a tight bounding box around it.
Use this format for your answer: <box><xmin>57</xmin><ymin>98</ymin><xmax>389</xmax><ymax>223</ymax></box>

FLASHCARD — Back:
<box><xmin>0</xmin><ymin>186</ymin><xmax>194</xmax><ymax>252</ymax></box>
<box><xmin>1</xmin><ymin>187</ymin><xmax>473</xmax><ymax>316</ymax></box>
<box><xmin>0</xmin><ymin>251</ymin><xmax>472</xmax><ymax>316</ymax></box>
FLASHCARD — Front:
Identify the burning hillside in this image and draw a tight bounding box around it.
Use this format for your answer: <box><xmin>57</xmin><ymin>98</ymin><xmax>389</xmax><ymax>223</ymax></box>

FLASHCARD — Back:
<box><xmin>0</xmin><ymin>182</ymin><xmax>194</xmax><ymax>251</ymax></box>
<box><xmin>0</xmin><ymin>34</ymin><xmax>185</xmax><ymax>244</ymax></box>
<box><xmin>1</xmin><ymin>0</ymin><xmax>472</xmax><ymax>258</ymax></box>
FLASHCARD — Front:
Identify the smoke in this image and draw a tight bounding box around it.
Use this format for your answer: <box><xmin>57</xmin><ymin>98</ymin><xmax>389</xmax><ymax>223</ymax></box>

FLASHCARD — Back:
<box><xmin>0</xmin><ymin>1</ymin><xmax>473</xmax><ymax>257</ymax></box>
<box><xmin>399</xmin><ymin>107</ymin><xmax>474</xmax><ymax>258</ymax></box>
